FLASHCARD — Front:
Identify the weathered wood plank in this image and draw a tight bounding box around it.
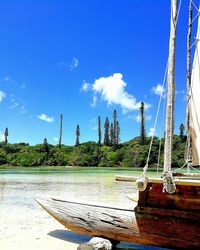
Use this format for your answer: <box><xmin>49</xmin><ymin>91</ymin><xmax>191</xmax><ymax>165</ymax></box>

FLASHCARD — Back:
<box><xmin>35</xmin><ymin>196</ymin><xmax>200</xmax><ymax>249</ymax></box>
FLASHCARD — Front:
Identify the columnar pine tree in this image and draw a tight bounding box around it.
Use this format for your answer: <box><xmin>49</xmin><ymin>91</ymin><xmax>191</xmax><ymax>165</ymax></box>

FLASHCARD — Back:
<box><xmin>113</xmin><ymin>109</ymin><xmax>117</xmax><ymax>145</ymax></box>
<box><xmin>4</xmin><ymin>128</ymin><xmax>8</xmax><ymax>144</ymax></box>
<box><xmin>75</xmin><ymin>124</ymin><xmax>80</xmax><ymax>146</ymax></box>
<box><xmin>110</xmin><ymin>122</ymin><xmax>114</xmax><ymax>146</ymax></box>
<box><xmin>59</xmin><ymin>113</ymin><xmax>63</xmax><ymax>148</ymax></box>
<box><xmin>140</xmin><ymin>102</ymin><xmax>146</xmax><ymax>145</ymax></box>
<box><xmin>104</xmin><ymin>117</ymin><xmax>110</xmax><ymax>146</ymax></box>
<box><xmin>42</xmin><ymin>138</ymin><xmax>49</xmax><ymax>154</ymax></box>
<box><xmin>43</xmin><ymin>138</ymin><xmax>48</xmax><ymax>145</ymax></box>
<box><xmin>116</xmin><ymin>121</ymin><xmax>120</xmax><ymax>145</ymax></box>
<box><xmin>179</xmin><ymin>123</ymin><xmax>186</xmax><ymax>142</ymax></box>
<box><xmin>98</xmin><ymin>116</ymin><xmax>101</xmax><ymax>145</ymax></box>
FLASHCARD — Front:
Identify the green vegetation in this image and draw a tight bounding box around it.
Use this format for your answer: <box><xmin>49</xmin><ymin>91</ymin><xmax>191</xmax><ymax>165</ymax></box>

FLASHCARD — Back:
<box><xmin>0</xmin><ymin>134</ymin><xmax>186</xmax><ymax>168</ymax></box>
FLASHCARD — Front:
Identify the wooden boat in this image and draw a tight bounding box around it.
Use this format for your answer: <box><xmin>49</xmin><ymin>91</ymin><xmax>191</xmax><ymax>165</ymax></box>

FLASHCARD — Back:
<box><xmin>36</xmin><ymin>1</ymin><xmax>200</xmax><ymax>249</ymax></box>
<box><xmin>35</xmin><ymin>178</ymin><xmax>200</xmax><ymax>249</ymax></box>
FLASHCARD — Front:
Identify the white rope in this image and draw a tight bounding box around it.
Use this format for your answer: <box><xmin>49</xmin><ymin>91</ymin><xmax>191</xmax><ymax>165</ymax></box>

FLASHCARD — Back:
<box><xmin>156</xmin><ymin>86</ymin><xmax>167</xmax><ymax>176</ymax></box>
<box><xmin>175</xmin><ymin>160</ymin><xmax>200</xmax><ymax>172</ymax></box>
<box><xmin>190</xmin><ymin>165</ymin><xmax>200</xmax><ymax>172</ymax></box>
<box><xmin>144</xmin><ymin>60</ymin><xmax>168</xmax><ymax>172</ymax></box>
<box><xmin>192</xmin><ymin>12</ymin><xmax>199</xmax><ymax>23</ymax></box>
<box><xmin>191</xmin><ymin>0</ymin><xmax>199</xmax><ymax>12</ymax></box>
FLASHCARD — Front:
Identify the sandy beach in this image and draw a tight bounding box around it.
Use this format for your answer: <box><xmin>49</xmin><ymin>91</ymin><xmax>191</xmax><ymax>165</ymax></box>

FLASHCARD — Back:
<box><xmin>0</xmin><ymin>203</ymin><xmax>145</xmax><ymax>250</ymax></box>
<box><xmin>0</xmin><ymin>202</ymin><xmax>170</xmax><ymax>250</ymax></box>
<box><xmin>0</xmin><ymin>199</ymin><xmax>88</xmax><ymax>250</ymax></box>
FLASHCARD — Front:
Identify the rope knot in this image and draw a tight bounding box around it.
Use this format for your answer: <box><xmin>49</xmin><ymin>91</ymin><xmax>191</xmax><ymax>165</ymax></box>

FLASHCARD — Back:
<box><xmin>162</xmin><ymin>172</ymin><xmax>176</xmax><ymax>194</ymax></box>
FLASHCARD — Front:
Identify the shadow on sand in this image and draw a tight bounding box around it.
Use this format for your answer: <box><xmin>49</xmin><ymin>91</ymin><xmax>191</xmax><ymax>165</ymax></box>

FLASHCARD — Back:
<box><xmin>48</xmin><ymin>229</ymin><xmax>171</xmax><ymax>250</ymax></box>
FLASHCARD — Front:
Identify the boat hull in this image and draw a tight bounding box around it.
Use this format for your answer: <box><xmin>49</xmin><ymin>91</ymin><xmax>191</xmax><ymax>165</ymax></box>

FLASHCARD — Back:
<box><xmin>36</xmin><ymin>193</ymin><xmax>200</xmax><ymax>249</ymax></box>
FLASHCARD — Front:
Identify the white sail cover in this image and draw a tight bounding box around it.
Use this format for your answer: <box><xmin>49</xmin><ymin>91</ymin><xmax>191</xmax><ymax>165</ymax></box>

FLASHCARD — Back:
<box><xmin>189</xmin><ymin>14</ymin><xmax>200</xmax><ymax>166</ymax></box>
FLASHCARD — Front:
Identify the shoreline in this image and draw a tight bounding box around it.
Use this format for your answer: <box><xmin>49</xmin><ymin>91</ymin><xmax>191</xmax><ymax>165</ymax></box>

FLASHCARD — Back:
<box><xmin>0</xmin><ymin>166</ymin><xmax>160</xmax><ymax>172</ymax></box>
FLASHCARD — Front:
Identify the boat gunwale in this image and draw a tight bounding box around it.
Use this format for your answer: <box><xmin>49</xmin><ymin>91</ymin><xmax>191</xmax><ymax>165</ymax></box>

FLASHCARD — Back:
<box><xmin>35</xmin><ymin>196</ymin><xmax>135</xmax><ymax>212</ymax></box>
<box><xmin>115</xmin><ymin>175</ymin><xmax>200</xmax><ymax>186</ymax></box>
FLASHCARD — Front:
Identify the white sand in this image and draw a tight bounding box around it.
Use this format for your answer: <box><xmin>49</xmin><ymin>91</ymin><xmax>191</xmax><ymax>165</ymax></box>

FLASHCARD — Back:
<box><xmin>0</xmin><ymin>202</ymin><xmax>91</xmax><ymax>250</ymax></box>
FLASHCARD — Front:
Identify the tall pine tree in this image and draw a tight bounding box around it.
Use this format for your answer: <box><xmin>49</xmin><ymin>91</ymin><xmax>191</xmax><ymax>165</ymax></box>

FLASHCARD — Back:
<box><xmin>116</xmin><ymin>121</ymin><xmax>120</xmax><ymax>145</ymax></box>
<box><xmin>110</xmin><ymin>122</ymin><xmax>114</xmax><ymax>146</ymax></box>
<box><xmin>75</xmin><ymin>124</ymin><xmax>80</xmax><ymax>146</ymax></box>
<box><xmin>140</xmin><ymin>102</ymin><xmax>146</xmax><ymax>145</ymax></box>
<box><xmin>98</xmin><ymin>116</ymin><xmax>101</xmax><ymax>145</ymax></box>
<box><xmin>4</xmin><ymin>128</ymin><xmax>8</xmax><ymax>144</ymax></box>
<box><xmin>42</xmin><ymin>138</ymin><xmax>50</xmax><ymax>154</ymax></box>
<box><xmin>104</xmin><ymin>117</ymin><xmax>110</xmax><ymax>146</ymax></box>
<box><xmin>113</xmin><ymin>109</ymin><xmax>117</xmax><ymax>145</ymax></box>
<box><xmin>179</xmin><ymin>123</ymin><xmax>186</xmax><ymax>142</ymax></box>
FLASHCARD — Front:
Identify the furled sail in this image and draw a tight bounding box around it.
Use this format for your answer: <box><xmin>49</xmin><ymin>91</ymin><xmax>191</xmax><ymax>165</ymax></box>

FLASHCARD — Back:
<box><xmin>189</xmin><ymin>14</ymin><xmax>200</xmax><ymax>166</ymax></box>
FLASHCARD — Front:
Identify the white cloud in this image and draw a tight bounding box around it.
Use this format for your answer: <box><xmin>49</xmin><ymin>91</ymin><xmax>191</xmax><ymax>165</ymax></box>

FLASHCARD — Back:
<box><xmin>81</xmin><ymin>81</ymin><xmax>91</xmax><ymax>91</ymax></box>
<box><xmin>148</xmin><ymin>127</ymin><xmax>155</xmax><ymax>136</ymax></box>
<box><xmin>91</xmin><ymin>73</ymin><xmax>141</xmax><ymax>112</ymax></box>
<box><xmin>70</xmin><ymin>57</ymin><xmax>79</xmax><ymax>70</ymax></box>
<box><xmin>0</xmin><ymin>90</ymin><xmax>6</xmax><ymax>102</ymax></box>
<box><xmin>37</xmin><ymin>113</ymin><xmax>54</xmax><ymax>123</ymax></box>
<box><xmin>90</xmin><ymin>95</ymin><xmax>97</xmax><ymax>107</ymax></box>
<box><xmin>9</xmin><ymin>96</ymin><xmax>27</xmax><ymax>113</ymax></box>
<box><xmin>152</xmin><ymin>84</ymin><xmax>165</xmax><ymax>96</ymax></box>
<box><xmin>53</xmin><ymin>137</ymin><xmax>59</xmax><ymax>142</ymax></box>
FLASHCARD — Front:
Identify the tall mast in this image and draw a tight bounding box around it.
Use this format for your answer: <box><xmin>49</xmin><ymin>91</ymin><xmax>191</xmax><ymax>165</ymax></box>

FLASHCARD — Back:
<box><xmin>164</xmin><ymin>0</ymin><xmax>178</xmax><ymax>173</ymax></box>
<box><xmin>185</xmin><ymin>0</ymin><xmax>193</xmax><ymax>166</ymax></box>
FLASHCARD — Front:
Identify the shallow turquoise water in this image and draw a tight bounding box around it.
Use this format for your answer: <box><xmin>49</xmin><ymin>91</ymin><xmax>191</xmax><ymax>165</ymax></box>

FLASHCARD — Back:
<box><xmin>0</xmin><ymin>168</ymin><xmax>170</xmax><ymax>250</ymax></box>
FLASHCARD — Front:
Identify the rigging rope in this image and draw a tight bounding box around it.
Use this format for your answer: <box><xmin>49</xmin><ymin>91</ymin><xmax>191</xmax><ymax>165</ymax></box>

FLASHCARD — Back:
<box><xmin>156</xmin><ymin>82</ymin><xmax>167</xmax><ymax>176</ymax></box>
<box><xmin>191</xmin><ymin>0</ymin><xmax>199</xmax><ymax>12</ymax></box>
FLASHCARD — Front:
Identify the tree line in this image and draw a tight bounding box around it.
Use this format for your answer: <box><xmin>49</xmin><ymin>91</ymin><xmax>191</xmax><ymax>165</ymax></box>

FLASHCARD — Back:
<box><xmin>0</xmin><ymin>134</ymin><xmax>186</xmax><ymax>168</ymax></box>
<box><xmin>0</xmin><ymin>103</ymin><xmax>187</xmax><ymax>168</ymax></box>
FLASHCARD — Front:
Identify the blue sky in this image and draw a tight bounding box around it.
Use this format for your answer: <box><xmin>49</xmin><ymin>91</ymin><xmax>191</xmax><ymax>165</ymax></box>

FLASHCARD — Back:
<box><xmin>0</xmin><ymin>0</ymin><xmax>198</xmax><ymax>145</ymax></box>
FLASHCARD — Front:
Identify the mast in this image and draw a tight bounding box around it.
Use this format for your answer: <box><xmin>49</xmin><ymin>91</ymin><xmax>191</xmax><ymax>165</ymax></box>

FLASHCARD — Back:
<box><xmin>185</xmin><ymin>0</ymin><xmax>193</xmax><ymax>166</ymax></box>
<box><xmin>164</xmin><ymin>0</ymin><xmax>178</xmax><ymax>173</ymax></box>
